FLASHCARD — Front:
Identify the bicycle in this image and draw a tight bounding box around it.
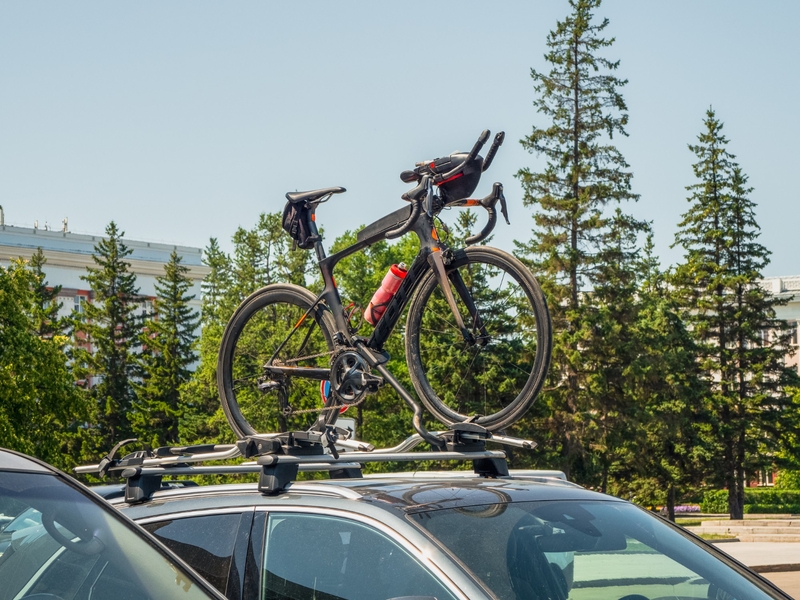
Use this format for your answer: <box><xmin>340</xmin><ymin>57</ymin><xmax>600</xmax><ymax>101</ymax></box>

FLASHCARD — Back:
<box><xmin>217</xmin><ymin>130</ymin><xmax>552</xmax><ymax>445</ymax></box>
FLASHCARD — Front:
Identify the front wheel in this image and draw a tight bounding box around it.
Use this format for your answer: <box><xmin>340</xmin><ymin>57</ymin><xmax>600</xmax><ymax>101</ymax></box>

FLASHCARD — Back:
<box><xmin>405</xmin><ymin>246</ymin><xmax>551</xmax><ymax>431</ymax></box>
<box><xmin>217</xmin><ymin>284</ymin><xmax>339</xmax><ymax>439</ymax></box>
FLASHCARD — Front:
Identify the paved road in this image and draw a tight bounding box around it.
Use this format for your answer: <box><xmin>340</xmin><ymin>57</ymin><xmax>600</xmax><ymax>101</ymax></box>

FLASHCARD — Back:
<box><xmin>713</xmin><ymin>542</ymin><xmax>800</xmax><ymax>598</ymax></box>
<box><xmin>762</xmin><ymin>572</ymin><xmax>800</xmax><ymax>599</ymax></box>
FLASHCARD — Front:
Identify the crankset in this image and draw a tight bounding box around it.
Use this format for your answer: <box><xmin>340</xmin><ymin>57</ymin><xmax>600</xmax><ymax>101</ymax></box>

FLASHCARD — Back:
<box><xmin>330</xmin><ymin>350</ymin><xmax>383</xmax><ymax>405</ymax></box>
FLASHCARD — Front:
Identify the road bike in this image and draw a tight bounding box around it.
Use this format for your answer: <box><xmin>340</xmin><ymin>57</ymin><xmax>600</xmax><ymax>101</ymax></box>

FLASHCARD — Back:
<box><xmin>217</xmin><ymin>130</ymin><xmax>552</xmax><ymax>444</ymax></box>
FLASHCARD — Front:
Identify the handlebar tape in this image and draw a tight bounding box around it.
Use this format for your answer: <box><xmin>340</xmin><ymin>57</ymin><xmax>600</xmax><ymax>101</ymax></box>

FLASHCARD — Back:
<box><xmin>465</xmin><ymin>207</ymin><xmax>497</xmax><ymax>245</ymax></box>
<box><xmin>482</xmin><ymin>131</ymin><xmax>505</xmax><ymax>173</ymax></box>
<box><xmin>465</xmin><ymin>129</ymin><xmax>491</xmax><ymax>164</ymax></box>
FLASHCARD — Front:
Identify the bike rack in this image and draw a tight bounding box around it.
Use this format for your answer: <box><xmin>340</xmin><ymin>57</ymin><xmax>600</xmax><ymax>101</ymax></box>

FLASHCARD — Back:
<box><xmin>75</xmin><ymin>423</ymin><xmax>538</xmax><ymax>503</ymax></box>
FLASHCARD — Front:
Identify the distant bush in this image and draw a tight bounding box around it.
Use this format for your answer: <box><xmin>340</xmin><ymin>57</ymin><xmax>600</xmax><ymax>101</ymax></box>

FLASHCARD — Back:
<box><xmin>701</xmin><ymin>488</ymin><xmax>800</xmax><ymax>513</ymax></box>
<box><xmin>700</xmin><ymin>490</ymin><xmax>728</xmax><ymax>513</ymax></box>
<box><xmin>743</xmin><ymin>504</ymin><xmax>800</xmax><ymax>514</ymax></box>
<box><xmin>775</xmin><ymin>471</ymin><xmax>800</xmax><ymax>490</ymax></box>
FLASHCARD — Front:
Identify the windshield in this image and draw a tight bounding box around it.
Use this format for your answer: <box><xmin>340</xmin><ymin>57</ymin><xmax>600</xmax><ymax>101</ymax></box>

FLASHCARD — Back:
<box><xmin>0</xmin><ymin>470</ymin><xmax>218</xmax><ymax>600</ymax></box>
<box><xmin>410</xmin><ymin>499</ymin><xmax>783</xmax><ymax>600</ymax></box>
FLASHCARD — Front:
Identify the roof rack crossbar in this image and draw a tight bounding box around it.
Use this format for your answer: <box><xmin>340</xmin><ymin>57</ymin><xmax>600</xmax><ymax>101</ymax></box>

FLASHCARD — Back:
<box><xmin>256</xmin><ymin>450</ymin><xmax>506</xmax><ymax>466</ymax></box>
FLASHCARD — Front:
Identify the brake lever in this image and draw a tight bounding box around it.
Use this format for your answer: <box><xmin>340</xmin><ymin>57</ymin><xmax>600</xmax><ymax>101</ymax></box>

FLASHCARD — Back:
<box><xmin>498</xmin><ymin>186</ymin><xmax>510</xmax><ymax>225</ymax></box>
<box><xmin>424</xmin><ymin>179</ymin><xmax>434</xmax><ymax>218</ymax></box>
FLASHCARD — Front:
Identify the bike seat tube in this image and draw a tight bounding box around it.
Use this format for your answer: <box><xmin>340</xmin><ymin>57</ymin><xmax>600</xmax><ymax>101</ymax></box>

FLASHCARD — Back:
<box><xmin>308</xmin><ymin>209</ymin><xmax>327</xmax><ymax>263</ymax></box>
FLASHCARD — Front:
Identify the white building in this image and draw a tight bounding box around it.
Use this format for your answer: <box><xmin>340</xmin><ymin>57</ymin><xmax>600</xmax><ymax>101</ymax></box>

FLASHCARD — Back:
<box><xmin>760</xmin><ymin>276</ymin><xmax>800</xmax><ymax>374</ymax></box>
<box><xmin>0</xmin><ymin>223</ymin><xmax>210</xmax><ymax>325</ymax></box>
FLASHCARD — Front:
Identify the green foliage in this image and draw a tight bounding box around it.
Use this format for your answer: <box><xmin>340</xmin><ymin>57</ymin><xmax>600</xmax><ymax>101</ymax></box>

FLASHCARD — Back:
<box><xmin>514</xmin><ymin>0</ymin><xmax>643</xmax><ymax>485</ymax></box>
<box><xmin>329</xmin><ymin>225</ymin><xmax>421</xmax><ymax>455</ymax></box>
<box><xmin>72</xmin><ymin>222</ymin><xmax>143</xmax><ymax>458</ymax></box>
<box><xmin>133</xmin><ymin>251</ymin><xmax>200</xmax><ymax>448</ymax></box>
<box><xmin>180</xmin><ymin>213</ymin><xmax>320</xmax><ymax>444</ymax></box>
<box><xmin>743</xmin><ymin>504</ymin><xmax>800</xmax><ymax>514</ymax></box>
<box><xmin>0</xmin><ymin>259</ymin><xmax>88</xmax><ymax>469</ymax></box>
<box><xmin>671</xmin><ymin>109</ymin><xmax>800</xmax><ymax>519</ymax></box>
<box><xmin>776</xmin><ymin>470</ymin><xmax>800</xmax><ymax>490</ymax></box>
<box><xmin>700</xmin><ymin>490</ymin><xmax>730</xmax><ymax>513</ymax></box>
<box><xmin>702</xmin><ymin>488</ymin><xmax>800</xmax><ymax>514</ymax></box>
<box><xmin>28</xmin><ymin>247</ymin><xmax>66</xmax><ymax>338</ymax></box>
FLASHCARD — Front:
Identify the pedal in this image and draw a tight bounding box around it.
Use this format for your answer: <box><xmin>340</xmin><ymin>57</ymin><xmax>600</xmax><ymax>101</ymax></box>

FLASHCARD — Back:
<box><xmin>364</xmin><ymin>373</ymin><xmax>384</xmax><ymax>392</ymax></box>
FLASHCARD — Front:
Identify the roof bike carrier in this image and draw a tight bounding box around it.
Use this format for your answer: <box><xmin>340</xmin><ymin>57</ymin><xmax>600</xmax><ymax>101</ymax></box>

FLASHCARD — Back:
<box><xmin>74</xmin><ymin>423</ymin><xmax>537</xmax><ymax>502</ymax></box>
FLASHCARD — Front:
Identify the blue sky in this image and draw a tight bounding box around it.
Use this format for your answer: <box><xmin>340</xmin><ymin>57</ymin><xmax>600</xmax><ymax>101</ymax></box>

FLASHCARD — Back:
<box><xmin>1</xmin><ymin>1</ymin><xmax>798</xmax><ymax>276</ymax></box>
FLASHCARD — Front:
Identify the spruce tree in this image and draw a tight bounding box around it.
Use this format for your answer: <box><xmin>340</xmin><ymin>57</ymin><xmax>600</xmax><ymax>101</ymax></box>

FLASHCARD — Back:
<box><xmin>180</xmin><ymin>239</ymin><xmax>234</xmax><ymax>444</ymax></box>
<box><xmin>611</xmin><ymin>237</ymin><xmax>710</xmax><ymax>520</ymax></box>
<box><xmin>72</xmin><ymin>222</ymin><xmax>143</xmax><ymax>456</ymax></box>
<box><xmin>515</xmin><ymin>0</ymin><xmax>640</xmax><ymax>480</ymax></box>
<box><xmin>581</xmin><ymin>209</ymin><xmax>647</xmax><ymax>491</ymax></box>
<box><xmin>672</xmin><ymin>109</ymin><xmax>800</xmax><ymax>519</ymax></box>
<box><xmin>200</xmin><ymin>237</ymin><xmax>233</xmax><ymax>325</ymax></box>
<box><xmin>133</xmin><ymin>251</ymin><xmax>200</xmax><ymax>447</ymax></box>
<box><xmin>28</xmin><ymin>247</ymin><xmax>65</xmax><ymax>339</ymax></box>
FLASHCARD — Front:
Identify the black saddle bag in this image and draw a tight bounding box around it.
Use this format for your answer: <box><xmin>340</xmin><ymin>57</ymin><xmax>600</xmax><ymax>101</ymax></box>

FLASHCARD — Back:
<box><xmin>282</xmin><ymin>201</ymin><xmax>316</xmax><ymax>250</ymax></box>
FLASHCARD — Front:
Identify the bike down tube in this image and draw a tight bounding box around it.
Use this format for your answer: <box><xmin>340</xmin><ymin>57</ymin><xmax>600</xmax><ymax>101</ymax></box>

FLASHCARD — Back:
<box><xmin>314</xmin><ymin>203</ymin><xmax>447</xmax><ymax>447</ymax></box>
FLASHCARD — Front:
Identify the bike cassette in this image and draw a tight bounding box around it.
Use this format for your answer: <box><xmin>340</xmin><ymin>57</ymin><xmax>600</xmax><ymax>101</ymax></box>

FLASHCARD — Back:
<box><xmin>330</xmin><ymin>350</ymin><xmax>382</xmax><ymax>404</ymax></box>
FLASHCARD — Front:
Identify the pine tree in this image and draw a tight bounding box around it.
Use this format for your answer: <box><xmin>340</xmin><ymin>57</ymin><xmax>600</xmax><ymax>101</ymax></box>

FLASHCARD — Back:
<box><xmin>180</xmin><ymin>239</ymin><xmax>234</xmax><ymax>444</ymax></box>
<box><xmin>200</xmin><ymin>237</ymin><xmax>233</xmax><ymax>325</ymax></box>
<box><xmin>672</xmin><ymin>109</ymin><xmax>800</xmax><ymax>519</ymax></box>
<box><xmin>133</xmin><ymin>251</ymin><xmax>200</xmax><ymax>447</ymax></box>
<box><xmin>515</xmin><ymin>0</ymin><xmax>640</xmax><ymax>481</ymax></box>
<box><xmin>581</xmin><ymin>209</ymin><xmax>648</xmax><ymax>491</ymax></box>
<box><xmin>72</xmin><ymin>222</ymin><xmax>143</xmax><ymax>456</ymax></box>
<box><xmin>28</xmin><ymin>247</ymin><xmax>65</xmax><ymax>338</ymax></box>
<box><xmin>607</xmin><ymin>237</ymin><xmax>711</xmax><ymax>519</ymax></box>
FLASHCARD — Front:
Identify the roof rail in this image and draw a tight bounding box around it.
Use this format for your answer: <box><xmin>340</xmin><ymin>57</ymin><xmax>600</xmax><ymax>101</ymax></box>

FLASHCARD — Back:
<box><xmin>75</xmin><ymin>422</ymin><xmax>536</xmax><ymax>503</ymax></box>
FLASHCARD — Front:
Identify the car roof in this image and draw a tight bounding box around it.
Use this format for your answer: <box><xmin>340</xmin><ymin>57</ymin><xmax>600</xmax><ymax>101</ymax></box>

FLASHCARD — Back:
<box><xmin>114</xmin><ymin>472</ymin><xmax>617</xmax><ymax>521</ymax></box>
<box><xmin>0</xmin><ymin>448</ymin><xmax>52</xmax><ymax>473</ymax></box>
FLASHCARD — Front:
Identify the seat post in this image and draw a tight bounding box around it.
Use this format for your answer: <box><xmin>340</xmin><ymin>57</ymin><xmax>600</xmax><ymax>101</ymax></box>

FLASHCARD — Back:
<box><xmin>308</xmin><ymin>209</ymin><xmax>326</xmax><ymax>262</ymax></box>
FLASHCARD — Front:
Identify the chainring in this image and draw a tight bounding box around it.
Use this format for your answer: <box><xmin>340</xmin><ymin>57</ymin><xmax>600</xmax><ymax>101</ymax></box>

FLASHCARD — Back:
<box><xmin>330</xmin><ymin>350</ymin><xmax>370</xmax><ymax>405</ymax></box>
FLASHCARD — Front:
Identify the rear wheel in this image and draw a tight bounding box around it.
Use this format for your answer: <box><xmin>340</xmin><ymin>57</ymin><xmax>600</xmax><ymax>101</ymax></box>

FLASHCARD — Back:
<box><xmin>217</xmin><ymin>284</ymin><xmax>339</xmax><ymax>438</ymax></box>
<box><xmin>405</xmin><ymin>246</ymin><xmax>551</xmax><ymax>431</ymax></box>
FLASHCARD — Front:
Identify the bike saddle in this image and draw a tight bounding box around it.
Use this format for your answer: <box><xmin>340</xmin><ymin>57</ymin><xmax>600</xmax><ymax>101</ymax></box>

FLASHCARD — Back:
<box><xmin>285</xmin><ymin>187</ymin><xmax>346</xmax><ymax>204</ymax></box>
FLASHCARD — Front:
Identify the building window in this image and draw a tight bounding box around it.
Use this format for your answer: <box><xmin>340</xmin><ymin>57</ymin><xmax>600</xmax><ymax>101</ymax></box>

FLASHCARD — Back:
<box><xmin>74</xmin><ymin>295</ymin><xmax>87</xmax><ymax>314</ymax></box>
<box><xmin>788</xmin><ymin>320</ymin><xmax>798</xmax><ymax>346</ymax></box>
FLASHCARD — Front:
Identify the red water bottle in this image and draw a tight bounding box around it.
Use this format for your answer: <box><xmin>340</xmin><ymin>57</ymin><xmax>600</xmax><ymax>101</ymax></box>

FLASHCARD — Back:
<box><xmin>364</xmin><ymin>263</ymin><xmax>408</xmax><ymax>325</ymax></box>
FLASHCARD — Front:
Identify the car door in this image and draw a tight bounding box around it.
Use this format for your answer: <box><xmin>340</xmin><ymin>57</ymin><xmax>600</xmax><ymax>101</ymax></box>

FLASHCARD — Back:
<box><xmin>138</xmin><ymin>508</ymin><xmax>257</xmax><ymax>600</ymax></box>
<box><xmin>255</xmin><ymin>509</ymin><xmax>468</xmax><ymax>600</ymax></box>
<box><xmin>0</xmin><ymin>448</ymin><xmax>225</xmax><ymax>600</ymax></box>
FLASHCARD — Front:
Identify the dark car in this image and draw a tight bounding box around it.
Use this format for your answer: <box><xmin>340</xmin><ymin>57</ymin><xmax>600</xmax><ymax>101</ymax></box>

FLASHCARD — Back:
<box><xmin>84</xmin><ymin>437</ymin><xmax>790</xmax><ymax>600</ymax></box>
<box><xmin>0</xmin><ymin>448</ymin><xmax>225</xmax><ymax>600</ymax></box>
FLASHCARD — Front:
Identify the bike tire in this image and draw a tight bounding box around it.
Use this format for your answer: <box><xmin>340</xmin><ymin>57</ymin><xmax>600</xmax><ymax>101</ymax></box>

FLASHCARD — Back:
<box><xmin>405</xmin><ymin>246</ymin><xmax>551</xmax><ymax>431</ymax></box>
<box><xmin>217</xmin><ymin>284</ymin><xmax>339</xmax><ymax>439</ymax></box>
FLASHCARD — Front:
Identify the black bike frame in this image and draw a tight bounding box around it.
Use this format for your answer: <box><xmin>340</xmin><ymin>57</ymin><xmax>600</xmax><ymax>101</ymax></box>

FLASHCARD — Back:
<box><xmin>263</xmin><ymin>192</ymin><xmax>498</xmax><ymax>445</ymax></box>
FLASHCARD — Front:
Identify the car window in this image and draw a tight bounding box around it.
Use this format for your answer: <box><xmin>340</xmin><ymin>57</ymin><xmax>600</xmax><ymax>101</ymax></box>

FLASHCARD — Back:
<box><xmin>263</xmin><ymin>512</ymin><xmax>458</xmax><ymax>600</ymax></box>
<box><xmin>142</xmin><ymin>513</ymin><xmax>245</xmax><ymax>595</ymax></box>
<box><xmin>411</xmin><ymin>499</ymin><xmax>782</xmax><ymax>600</ymax></box>
<box><xmin>0</xmin><ymin>469</ymin><xmax>220</xmax><ymax>600</ymax></box>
